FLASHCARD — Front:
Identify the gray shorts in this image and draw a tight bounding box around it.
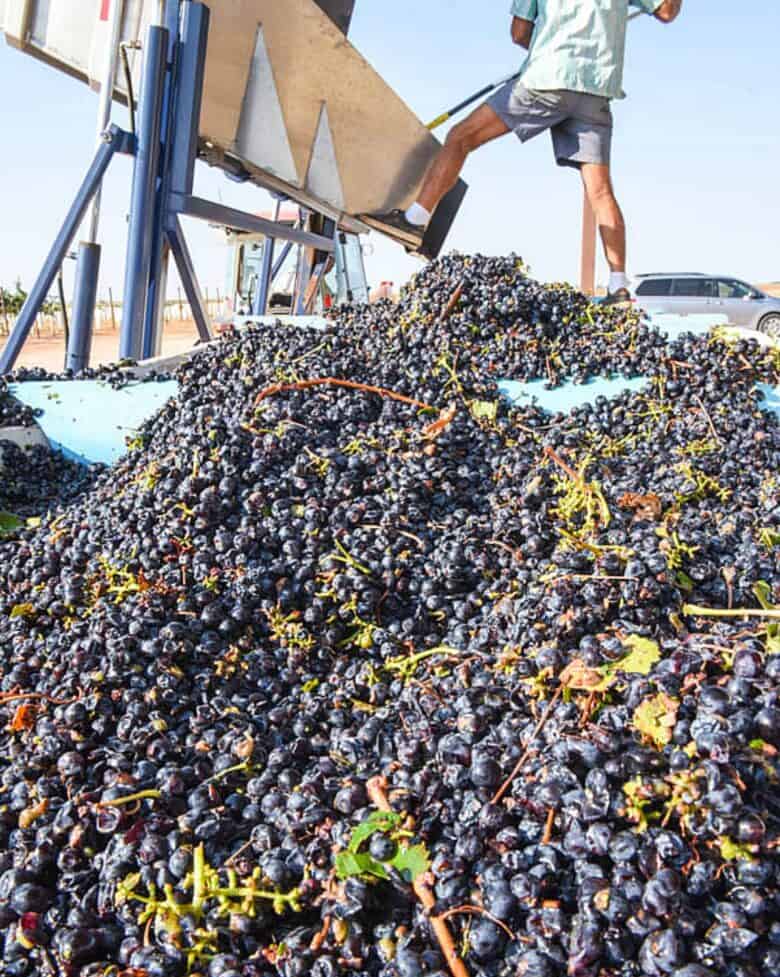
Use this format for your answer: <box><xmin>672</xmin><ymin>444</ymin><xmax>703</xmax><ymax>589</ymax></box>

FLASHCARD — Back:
<box><xmin>488</xmin><ymin>81</ymin><xmax>613</xmax><ymax>168</ymax></box>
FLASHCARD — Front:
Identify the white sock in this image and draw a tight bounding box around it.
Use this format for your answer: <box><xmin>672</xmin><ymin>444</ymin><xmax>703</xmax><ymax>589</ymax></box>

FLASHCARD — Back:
<box><xmin>404</xmin><ymin>202</ymin><xmax>431</xmax><ymax>227</ymax></box>
<box><xmin>609</xmin><ymin>271</ymin><xmax>630</xmax><ymax>294</ymax></box>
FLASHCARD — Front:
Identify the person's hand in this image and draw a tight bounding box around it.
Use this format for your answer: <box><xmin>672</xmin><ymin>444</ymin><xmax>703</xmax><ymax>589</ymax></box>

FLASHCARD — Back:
<box><xmin>511</xmin><ymin>16</ymin><xmax>534</xmax><ymax>48</ymax></box>
<box><xmin>654</xmin><ymin>0</ymin><xmax>682</xmax><ymax>23</ymax></box>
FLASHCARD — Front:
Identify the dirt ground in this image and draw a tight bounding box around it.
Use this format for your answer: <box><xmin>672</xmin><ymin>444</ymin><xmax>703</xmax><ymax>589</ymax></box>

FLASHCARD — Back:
<box><xmin>8</xmin><ymin>319</ymin><xmax>202</xmax><ymax>372</ymax></box>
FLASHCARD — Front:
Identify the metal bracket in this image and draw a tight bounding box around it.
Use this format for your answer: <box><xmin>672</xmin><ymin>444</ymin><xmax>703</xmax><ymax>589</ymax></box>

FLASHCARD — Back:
<box><xmin>171</xmin><ymin>194</ymin><xmax>335</xmax><ymax>252</ymax></box>
<box><xmin>105</xmin><ymin>126</ymin><xmax>137</xmax><ymax>156</ymax></box>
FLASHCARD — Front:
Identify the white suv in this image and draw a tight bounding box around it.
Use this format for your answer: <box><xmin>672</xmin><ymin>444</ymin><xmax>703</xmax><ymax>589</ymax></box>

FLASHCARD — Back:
<box><xmin>634</xmin><ymin>273</ymin><xmax>780</xmax><ymax>338</ymax></box>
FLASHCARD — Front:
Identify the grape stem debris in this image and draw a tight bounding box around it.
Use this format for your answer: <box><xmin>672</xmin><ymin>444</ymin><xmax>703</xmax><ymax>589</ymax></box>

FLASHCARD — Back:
<box><xmin>438</xmin><ymin>905</ymin><xmax>515</xmax><ymax>941</ymax></box>
<box><xmin>491</xmin><ymin>687</ymin><xmax>563</xmax><ymax>806</ymax></box>
<box><xmin>254</xmin><ymin>377</ymin><xmax>435</xmax><ymax>412</ymax></box>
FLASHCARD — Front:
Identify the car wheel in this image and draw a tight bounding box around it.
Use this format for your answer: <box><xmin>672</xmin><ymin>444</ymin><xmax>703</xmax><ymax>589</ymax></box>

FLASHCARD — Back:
<box><xmin>758</xmin><ymin>313</ymin><xmax>780</xmax><ymax>339</ymax></box>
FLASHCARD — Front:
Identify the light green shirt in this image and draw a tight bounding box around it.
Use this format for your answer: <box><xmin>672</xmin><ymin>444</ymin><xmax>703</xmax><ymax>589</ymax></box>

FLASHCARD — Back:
<box><xmin>510</xmin><ymin>0</ymin><xmax>663</xmax><ymax>99</ymax></box>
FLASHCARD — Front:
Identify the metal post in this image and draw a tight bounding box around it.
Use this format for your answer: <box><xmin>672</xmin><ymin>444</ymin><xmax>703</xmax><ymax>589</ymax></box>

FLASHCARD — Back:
<box><xmin>293</xmin><ymin>246</ymin><xmax>310</xmax><ymax>316</ymax></box>
<box><xmin>580</xmin><ymin>188</ymin><xmax>597</xmax><ymax>296</ymax></box>
<box><xmin>166</xmin><ymin>216</ymin><xmax>213</xmax><ymax>342</ymax></box>
<box><xmin>119</xmin><ymin>26</ymin><xmax>168</xmax><ymax>360</ymax></box>
<box><xmin>144</xmin><ymin>0</ymin><xmax>210</xmax><ymax>359</ymax></box>
<box><xmin>272</xmin><ymin>241</ymin><xmax>294</xmax><ymax>282</ymax></box>
<box><xmin>70</xmin><ymin>240</ymin><xmax>102</xmax><ymax>371</ymax></box>
<box><xmin>67</xmin><ymin>243</ymin><xmax>100</xmax><ymax>373</ymax></box>
<box><xmin>142</xmin><ymin>0</ymin><xmax>183</xmax><ymax>361</ymax></box>
<box><xmin>108</xmin><ymin>288</ymin><xmax>117</xmax><ymax>329</ymax></box>
<box><xmin>254</xmin><ymin>199</ymin><xmax>281</xmax><ymax>316</ymax></box>
<box><xmin>87</xmin><ymin>0</ymin><xmax>125</xmax><ymax>244</ymax></box>
<box><xmin>0</xmin><ymin>129</ymin><xmax>124</xmax><ymax>374</ymax></box>
<box><xmin>64</xmin><ymin>1</ymin><xmax>126</xmax><ymax>373</ymax></box>
<box><xmin>168</xmin><ymin>1</ymin><xmax>210</xmax><ymax>197</ymax></box>
<box><xmin>339</xmin><ymin>231</ymin><xmax>354</xmax><ymax>303</ymax></box>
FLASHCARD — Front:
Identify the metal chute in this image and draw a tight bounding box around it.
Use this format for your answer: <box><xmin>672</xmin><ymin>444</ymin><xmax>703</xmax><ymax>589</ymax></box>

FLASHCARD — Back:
<box><xmin>1</xmin><ymin>0</ymin><xmax>464</xmax><ymax>243</ymax></box>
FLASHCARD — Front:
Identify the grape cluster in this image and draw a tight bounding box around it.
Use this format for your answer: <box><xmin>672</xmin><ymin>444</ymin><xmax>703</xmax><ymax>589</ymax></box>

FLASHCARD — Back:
<box><xmin>0</xmin><ymin>255</ymin><xmax>778</xmax><ymax>977</ymax></box>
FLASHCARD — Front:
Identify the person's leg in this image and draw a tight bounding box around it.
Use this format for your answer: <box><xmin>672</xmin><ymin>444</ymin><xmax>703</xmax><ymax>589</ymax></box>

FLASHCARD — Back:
<box><xmin>580</xmin><ymin>162</ymin><xmax>626</xmax><ymax>277</ymax></box>
<box><xmin>414</xmin><ymin>104</ymin><xmax>510</xmax><ymax>215</ymax></box>
<box><xmin>365</xmin><ymin>83</ymin><xmax>560</xmax><ymax>244</ymax></box>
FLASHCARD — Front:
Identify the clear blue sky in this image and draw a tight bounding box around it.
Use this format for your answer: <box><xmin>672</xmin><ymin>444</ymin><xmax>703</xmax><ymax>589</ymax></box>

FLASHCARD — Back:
<box><xmin>0</xmin><ymin>0</ymin><xmax>778</xmax><ymax>304</ymax></box>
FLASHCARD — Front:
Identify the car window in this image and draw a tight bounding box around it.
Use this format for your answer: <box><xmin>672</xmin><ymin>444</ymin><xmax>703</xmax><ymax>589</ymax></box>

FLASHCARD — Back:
<box><xmin>717</xmin><ymin>279</ymin><xmax>751</xmax><ymax>299</ymax></box>
<box><xmin>635</xmin><ymin>278</ymin><xmax>673</xmax><ymax>297</ymax></box>
<box><xmin>672</xmin><ymin>278</ymin><xmax>716</xmax><ymax>298</ymax></box>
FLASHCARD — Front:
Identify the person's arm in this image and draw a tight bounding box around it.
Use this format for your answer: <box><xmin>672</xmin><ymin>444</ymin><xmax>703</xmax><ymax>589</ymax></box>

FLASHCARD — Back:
<box><xmin>509</xmin><ymin>1</ymin><xmax>537</xmax><ymax>48</ymax></box>
<box><xmin>631</xmin><ymin>0</ymin><xmax>682</xmax><ymax>23</ymax></box>
<box><xmin>653</xmin><ymin>0</ymin><xmax>682</xmax><ymax>23</ymax></box>
<box><xmin>511</xmin><ymin>17</ymin><xmax>535</xmax><ymax>48</ymax></box>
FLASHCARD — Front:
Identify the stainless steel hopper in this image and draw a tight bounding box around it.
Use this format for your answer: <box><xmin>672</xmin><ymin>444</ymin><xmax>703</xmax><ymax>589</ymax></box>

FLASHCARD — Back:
<box><xmin>1</xmin><ymin>0</ymin><xmax>465</xmax><ymax>247</ymax></box>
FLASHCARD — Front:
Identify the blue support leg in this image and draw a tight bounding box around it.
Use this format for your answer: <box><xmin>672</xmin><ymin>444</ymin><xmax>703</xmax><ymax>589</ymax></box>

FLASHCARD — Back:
<box><xmin>254</xmin><ymin>237</ymin><xmax>276</xmax><ymax>316</ymax></box>
<box><xmin>67</xmin><ymin>242</ymin><xmax>101</xmax><ymax>373</ymax></box>
<box><xmin>168</xmin><ymin>1</ymin><xmax>210</xmax><ymax>198</ymax></box>
<box><xmin>253</xmin><ymin>198</ymin><xmax>281</xmax><ymax>316</ymax></box>
<box><xmin>142</xmin><ymin>0</ymin><xmax>184</xmax><ymax>362</ymax></box>
<box><xmin>0</xmin><ymin>128</ymin><xmax>126</xmax><ymax>374</ymax></box>
<box><xmin>119</xmin><ymin>26</ymin><xmax>169</xmax><ymax>362</ymax></box>
<box><xmin>272</xmin><ymin>241</ymin><xmax>294</xmax><ymax>282</ymax></box>
<box><xmin>166</xmin><ymin>217</ymin><xmax>212</xmax><ymax>343</ymax></box>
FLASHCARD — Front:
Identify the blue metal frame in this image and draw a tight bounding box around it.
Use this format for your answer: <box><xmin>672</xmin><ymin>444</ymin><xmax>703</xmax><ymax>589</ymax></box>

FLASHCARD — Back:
<box><xmin>67</xmin><ymin>243</ymin><xmax>101</xmax><ymax>373</ymax></box>
<box><xmin>173</xmin><ymin>195</ymin><xmax>334</xmax><ymax>250</ymax></box>
<box><xmin>69</xmin><ymin>241</ymin><xmax>102</xmax><ymax>370</ymax></box>
<box><xmin>253</xmin><ymin>199</ymin><xmax>281</xmax><ymax>317</ymax></box>
<box><xmin>119</xmin><ymin>25</ymin><xmax>169</xmax><ymax>361</ymax></box>
<box><xmin>272</xmin><ymin>241</ymin><xmax>295</xmax><ymax>281</ymax></box>
<box><xmin>142</xmin><ymin>0</ymin><xmax>183</xmax><ymax>360</ymax></box>
<box><xmin>253</xmin><ymin>239</ymin><xmax>276</xmax><ymax>317</ymax></box>
<box><xmin>0</xmin><ymin>0</ymin><xmax>337</xmax><ymax>375</ymax></box>
<box><xmin>167</xmin><ymin>216</ymin><xmax>212</xmax><ymax>345</ymax></box>
<box><xmin>0</xmin><ymin>125</ymin><xmax>134</xmax><ymax>374</ymax></box>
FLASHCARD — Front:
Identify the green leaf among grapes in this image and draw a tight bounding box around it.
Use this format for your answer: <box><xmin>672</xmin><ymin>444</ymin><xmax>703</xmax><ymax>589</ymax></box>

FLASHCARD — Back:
<box><xmin>753</xmin><ymin>580</ymin><xmax>777</xmax><ymax>611</ymax></box>
<box><xmin>348</xmin><ymin>810</ymin><xmax>402</xmax><ymax>853</ymax></box>
<box><xmin>336</xmin><ymin>810</ymin><xmax>430</xmax><ymax>884</ymax></box>
<box><xmin>676</xmin><ymin>571</ymin><xmax>694</xmax><ymax>593</ymax></box>
<box><xmin>392</xmin><ymin>843</ymin><xmax>430</xmax><ymax>883</ymax></box>
<box><xmin>9</xmin><ymin>603</ymin><xmax>36</xmax><ymax>619</ymax></box>
<box><xmin>0</xmin><ymin>510</ymin><xmax>22</xmax><ymax>536</ymax></box>
<box><xmin>335</xmin><ymin>850</ymin><xmax>389</xmax><ymax>881</ymax></box>
<box><xmin>614</xmin><ymin>635</ymin><xmax>662</xmax><ymax>676</ymax></box>
<box><xmin>749</xmin><ymin>738</ymin><xmax>776</xmax><ymax>754</ymax></box>
<box><xmin>753</xmin><ymin>581</ymin><xmax>780</xmax><ymax>652</ymax></box>
<box><xmin>562</xmin><ymin>636</ymin><xmax>661</xmax><ymax>694</ymax></box>
<box><xmin>633</xmin><ymin>693</ymin><xmax>679</xmax><ymax>749</ymax></box>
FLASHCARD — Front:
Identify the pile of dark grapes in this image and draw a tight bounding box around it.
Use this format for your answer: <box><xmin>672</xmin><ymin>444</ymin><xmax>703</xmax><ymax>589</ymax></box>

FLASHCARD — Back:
<box><xmin>0</xmin><ymin>440</ymin><xmax>99</xmax><ymax>522</ymax></box>
<box><xmin>0</xmin><ymin>255</ymin><xmax>778</xmax><ymax>977</ymax></box>
<box><xmin>1</xmin><ymin>376</ymin><xmax>36</xmax><ymax>427</ymax></box>
<box><xmin>9</xmin><ymin>362</ymin><xmax>172</xmax><ymax>389</ymax></box>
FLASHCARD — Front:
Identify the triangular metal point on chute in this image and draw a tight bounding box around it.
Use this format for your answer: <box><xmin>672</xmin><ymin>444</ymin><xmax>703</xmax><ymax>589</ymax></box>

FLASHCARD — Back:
<box><xmin>305</xmin><ymin>103</ymin><xmax>346</xmax><ymax>213</ymax></box>
<box><xmin>236</xmin><ymin>25</ymin><xmax>298</xmax><ymax>186</ymax></box>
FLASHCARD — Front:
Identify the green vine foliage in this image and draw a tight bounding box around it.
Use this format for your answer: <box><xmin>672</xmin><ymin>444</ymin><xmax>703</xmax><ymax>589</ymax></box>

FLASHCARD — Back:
<box><xmin>116</xmin><ymin>843</ymin><xmax>302</xmax><ymax>971</ymax></box>
<box><xmin>335</xmin><ymin>811</ymin><xmax>430</xmax><ymax>883</ymax></box>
